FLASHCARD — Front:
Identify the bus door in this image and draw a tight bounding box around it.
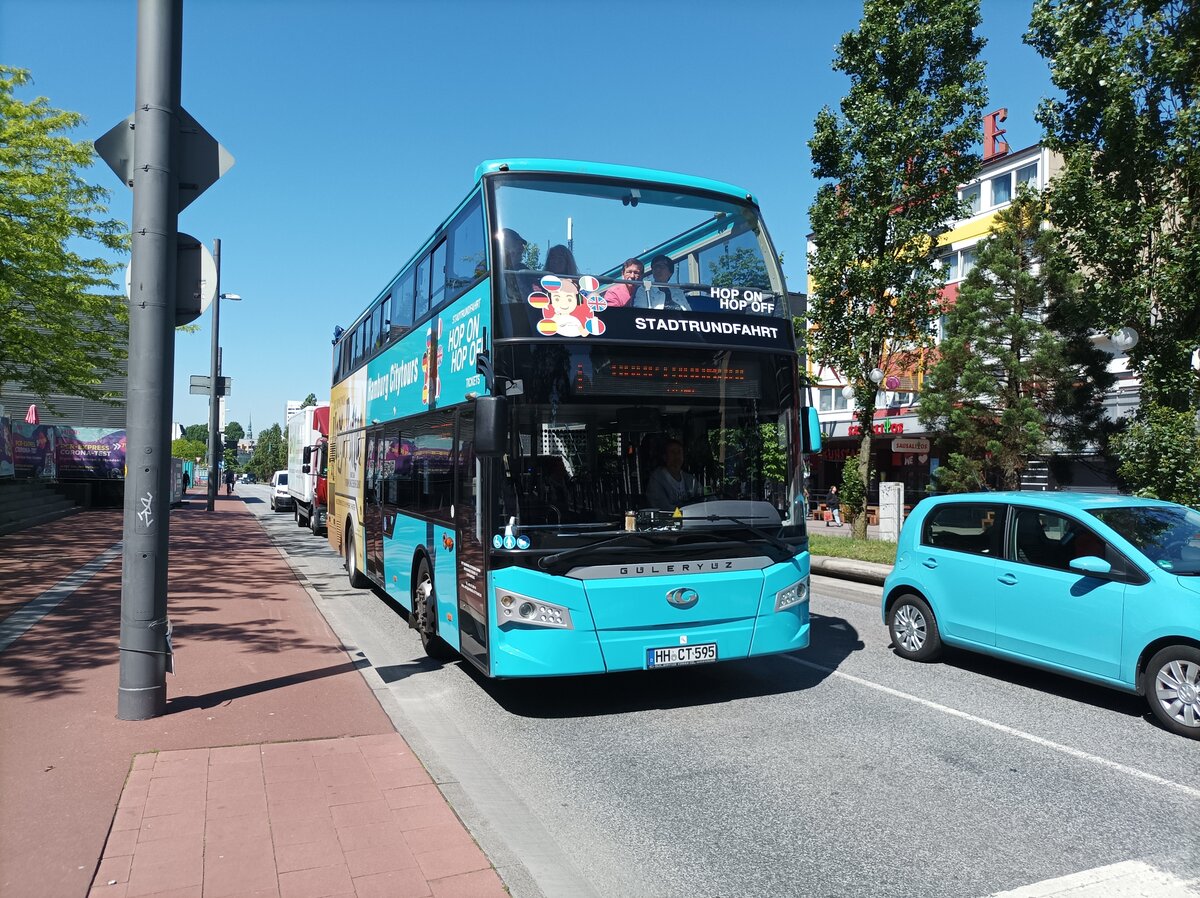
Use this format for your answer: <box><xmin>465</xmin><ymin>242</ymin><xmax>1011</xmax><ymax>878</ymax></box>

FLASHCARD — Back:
<box><xmin>454</xmin><ymin>411</ymin><xmax>489</xmax><ymax>672</ymax></box>
<box><xmin>365</xmin><ymin>427</ymin><xmax>385</xmax><ymax>578</ymax></box>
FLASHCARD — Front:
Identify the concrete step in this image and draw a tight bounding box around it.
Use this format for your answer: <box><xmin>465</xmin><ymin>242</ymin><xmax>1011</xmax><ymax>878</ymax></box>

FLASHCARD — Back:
<box><xmin>0</xmin><ymin>503</ymin><xmax>80</xmax><ymax>536</ymax></box>
<box><xmin>0</xmin><ymin>480</ymin><xmax>81</xmax><ymax>534</ymax></box>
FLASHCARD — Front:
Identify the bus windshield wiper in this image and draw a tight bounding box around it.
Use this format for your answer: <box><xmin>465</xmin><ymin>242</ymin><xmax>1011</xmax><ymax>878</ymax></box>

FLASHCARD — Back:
<box><xmin>687</xmin><ymin>514</ymin><xmax>794</xmax><ymax>554</ymax></box>
<box><xmin>538</xmin><ymin>533</ymin><xmax>667</xmax><ymax>570</ymax></box>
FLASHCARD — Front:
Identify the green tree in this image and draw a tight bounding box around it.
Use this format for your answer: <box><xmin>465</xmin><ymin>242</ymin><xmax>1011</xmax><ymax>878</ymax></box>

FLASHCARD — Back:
<box><xmin>171</xmin><ymin>438</ymin><xmax>207</xmax><ymax>460</ymax></box>
<box><xmin>919</xmin><ymin>191</ymin><xmax>1115</xmax><ymax>490</ymax></box>
<box><xmin>0</xmin><ymin>67</ymin><xmax>128</xmax><ymax>406</ymax></box>
<box><xmin>300</xmin><ymin>394</ymin><xmax>317</xmax><ymax>408</ymax></box>
<box><xmin>223</xmin><ymin>420</ymin><xmax>245</xmax><ymax>453</ymax></box>
<box><xmin>183</xmin><ymin>423</ymin><xmax>208</xmax><ymax>444</ymax></box>
<box><xmin>709</xmin><ymin>247</ymin><xmax>769</xmax><ymax>289</ymax></box>
<box><xmin>247</xmin><ymin>422</ymin><xmax>286</xmax><ymax>481</ymax></box>
<box><xmin>1110</xmin><ymin>404</ymin><xmax>1200</xmax><ymax>505</ymax></box>
<box><xmin>808</xmin><ymin>0</ymin><xmax>987</xmax><ymax>536</ymax></box>
<box><xmin>1027</xmin><ymin>0</ymin><xmax>1200</xmax><ymax>414</ymax></box>
<box><xmin>522</xmin><ymin>244</ymin><xmax>540</xmax><ymax>271</ymax></box>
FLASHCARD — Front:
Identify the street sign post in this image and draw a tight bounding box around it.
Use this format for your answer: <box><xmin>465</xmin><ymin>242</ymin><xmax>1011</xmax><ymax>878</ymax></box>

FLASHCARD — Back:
<box><xmin>100</xmin><ymin>0</ymin><xmax>235</xmax><ymax>722</ymax></box>
<box><xmin>188</xmin><ymin>375</ymin><xmax>231</xmax><ymax>396</ymax></box>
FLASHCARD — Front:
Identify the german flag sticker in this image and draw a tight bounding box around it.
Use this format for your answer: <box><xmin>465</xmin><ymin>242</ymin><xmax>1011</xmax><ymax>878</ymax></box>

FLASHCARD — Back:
<box><xmin>527</xmin><ymin>292</ymin><xmax>549</xmax><ymax>309</ymax></box>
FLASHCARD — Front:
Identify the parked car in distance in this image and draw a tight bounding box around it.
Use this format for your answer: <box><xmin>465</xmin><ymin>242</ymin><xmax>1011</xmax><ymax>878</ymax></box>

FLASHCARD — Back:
<box><xmin>882</xmin><ymin>491</ymin><xmax>1200</xmax><ymax>739</ymax></box>
<box><xmin>269</xmin><ymin>470</ymin><xmax>292</xmax><ymax>512</ymax></box>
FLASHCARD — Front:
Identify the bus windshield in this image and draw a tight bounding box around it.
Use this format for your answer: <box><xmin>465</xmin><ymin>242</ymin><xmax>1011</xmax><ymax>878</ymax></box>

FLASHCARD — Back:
<box><xmin>491</xmin><ymin>174</ymin><xmax>787</xmax><ymax>319</ymax></box>
<box><xmin>494</xmin><ymin>345</ymin><xmax>803</xmax><ymax>558</ymax></box>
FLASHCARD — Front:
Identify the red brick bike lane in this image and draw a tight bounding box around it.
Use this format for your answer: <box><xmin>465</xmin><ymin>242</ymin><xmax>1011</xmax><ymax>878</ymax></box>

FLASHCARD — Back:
<box><xmin>0</xmin><ymin>493</ymin><xmax>506</xmax><ymax>898</ymax></box>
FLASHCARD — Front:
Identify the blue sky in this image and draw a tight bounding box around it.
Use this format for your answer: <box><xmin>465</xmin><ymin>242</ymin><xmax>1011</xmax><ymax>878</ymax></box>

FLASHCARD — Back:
<box><xmin>2</xmin><ymin>0</ymin><xmax>1054</xmax><ymax>437</ymax></box>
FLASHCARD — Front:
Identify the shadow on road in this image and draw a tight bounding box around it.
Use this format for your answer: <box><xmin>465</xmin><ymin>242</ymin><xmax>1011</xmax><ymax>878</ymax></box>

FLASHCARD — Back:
<box><xmin>475</xmin><ymin>612</ymin><xmax>865</xmax><ymax>719</ymax></box>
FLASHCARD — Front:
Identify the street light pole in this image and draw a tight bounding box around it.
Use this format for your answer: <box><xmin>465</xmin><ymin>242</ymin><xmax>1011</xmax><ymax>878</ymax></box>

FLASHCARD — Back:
<box><xmin>206</xmin><ymin>238</ymin><xmax>222</xmax><ymax>511</ymax></box>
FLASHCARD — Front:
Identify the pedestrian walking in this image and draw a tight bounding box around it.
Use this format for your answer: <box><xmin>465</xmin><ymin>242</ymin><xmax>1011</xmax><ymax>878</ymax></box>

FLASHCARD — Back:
<box><xmin>826</xmin><ymin>485</ymin><xmax>843</xmax><ymax>527</ymax></box>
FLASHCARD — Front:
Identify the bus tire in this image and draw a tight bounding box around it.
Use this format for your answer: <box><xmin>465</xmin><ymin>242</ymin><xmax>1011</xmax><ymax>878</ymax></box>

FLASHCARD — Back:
<box><xmin>345</xmin><ymin>528</ymin><xmax>369</xmax><ymax>589</ymax></box>
<box><xmin>413</xmin><ymin>558</ymin><xmax>454</xmax><ymax>661</ymax></box>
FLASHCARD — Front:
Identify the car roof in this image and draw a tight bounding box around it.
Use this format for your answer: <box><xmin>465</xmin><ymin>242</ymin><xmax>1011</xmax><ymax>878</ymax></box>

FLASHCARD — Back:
<box><xmin>922</xmin><ymin>490</ymin><xmax>1185</xmax><ymax>513</ymax></box>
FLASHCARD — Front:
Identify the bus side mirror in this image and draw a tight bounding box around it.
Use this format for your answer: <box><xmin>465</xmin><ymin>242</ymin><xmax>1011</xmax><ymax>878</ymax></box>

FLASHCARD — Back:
<box><xmin>801</xmin><ymin>406</ymin><xmax>822</xmax><ymax>454</ymax></box>
<box><xmin>475</xmin><ymin>395</ymin><xmax>508</xmax><ymax>457</ymax></box>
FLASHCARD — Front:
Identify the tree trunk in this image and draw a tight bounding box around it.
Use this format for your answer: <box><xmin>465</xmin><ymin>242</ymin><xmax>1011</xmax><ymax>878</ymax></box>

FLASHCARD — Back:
<box><xmin>853</xmin><ymin>429</ymin><xmax>872</xmax><ymax>539</ymax></box>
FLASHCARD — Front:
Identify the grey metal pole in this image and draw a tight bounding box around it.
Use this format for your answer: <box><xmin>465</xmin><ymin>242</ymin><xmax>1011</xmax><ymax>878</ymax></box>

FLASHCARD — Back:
<box><xmin>206</xmin><ymin>238</ymin><xmax>221</xmax><ymax>511</ymax></box>
<box><xmin>118</xmin><ymin>0</ymin><xmax>182</xmax><ymax>720</ymax></box>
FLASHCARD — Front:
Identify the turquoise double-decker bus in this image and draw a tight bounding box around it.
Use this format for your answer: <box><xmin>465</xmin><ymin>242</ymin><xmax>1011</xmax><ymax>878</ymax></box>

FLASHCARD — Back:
<box><xmin>328</xmin><ymin>159</ymin><xmax>821</xmax><ymax>677</ymax></box>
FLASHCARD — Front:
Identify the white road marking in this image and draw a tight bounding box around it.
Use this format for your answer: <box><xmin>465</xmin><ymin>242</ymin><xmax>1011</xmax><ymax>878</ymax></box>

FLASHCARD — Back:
<box><xmin>785</xmin><ymin>655</ymin><xmax>1200</xmax><ymax>801</ymax></box>
<box><xmin>0</xmin><ymin>542</ymin><xmax>123</xmax><ymax>652</ymax></box>
<box><xmin>985</xmin><ymin>861</ymin><xmax>1200</xmax><ymax>897</ymax></box>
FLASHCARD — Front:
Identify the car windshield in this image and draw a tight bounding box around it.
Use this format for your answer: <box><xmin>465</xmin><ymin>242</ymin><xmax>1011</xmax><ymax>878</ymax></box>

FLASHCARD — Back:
<box><xmin>1088</xmin><ymin>504</ymin><xmax>1200</xmax><ymax>576</ymax></box>
<box><xmin>277</xmin><ymin>474</ymin><xmax>287</xmax><ymax>485</ymax></box>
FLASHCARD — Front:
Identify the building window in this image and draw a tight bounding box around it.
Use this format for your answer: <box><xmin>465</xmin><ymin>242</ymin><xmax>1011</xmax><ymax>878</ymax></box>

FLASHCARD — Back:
<box><xmin>990</xmin><ymin>172</ymin><xmax>1012</xmax><ymax>206</ymax></box>
<box><xmin>940</xmin><ymin>251</ymin><xmax>959</xmax><ymax>283</ymax></box>
<box><xmin>960</xmin><ymin>184</ymin><xmax>981</xmax><ymax>215</ymax></box>
<box><xmin>1016</xmin><ymin>162</ymin><xmax>1039</xmax><ymax>190</ymax></box>
<box><xmin>960</xmin><ymin>246</ymin><xmax>977</xmax><ymax>279</ymax></box>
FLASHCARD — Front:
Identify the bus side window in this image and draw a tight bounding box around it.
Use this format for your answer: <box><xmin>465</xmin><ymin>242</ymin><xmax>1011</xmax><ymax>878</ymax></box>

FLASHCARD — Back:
<box><xmin>415</xmin><ymin>254</ymin><xmax>431</xmax><ymax>321</ymax></box>
<box><xmin>430</xmin><ymin>240</ymin><xmax>447</xmax><ymax>312</ymax></box>
<box><xmin>391</xmin><ymin>270</ymin><xmax>414</xmax><ymax>338</ymax></box>
<box><xmin>446</xmin><ymin>194</ymin><xmax>487</xmax><ymax>298</ymax></box>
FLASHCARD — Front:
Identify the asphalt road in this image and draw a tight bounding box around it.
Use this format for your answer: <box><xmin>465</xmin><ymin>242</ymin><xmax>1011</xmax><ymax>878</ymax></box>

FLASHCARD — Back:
<box><xmin>239</xmin><ymin>485</ymin><xmax>1200</xmax><ymax>898</ymax></box>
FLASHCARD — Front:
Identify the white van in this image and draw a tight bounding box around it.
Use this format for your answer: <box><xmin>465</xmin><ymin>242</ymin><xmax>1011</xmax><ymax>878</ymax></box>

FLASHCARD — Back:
<box><xmin>270</xmin><ymin>470</ymin><xmax>292</xmax><ymax>512</ymax></box>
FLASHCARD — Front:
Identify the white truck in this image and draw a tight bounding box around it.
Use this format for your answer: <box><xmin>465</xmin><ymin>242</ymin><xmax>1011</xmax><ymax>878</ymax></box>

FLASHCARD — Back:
<box><xmin>286</xmin><ymin>402</ymin><xmax>329</xmax><ymax>534</ymax></box>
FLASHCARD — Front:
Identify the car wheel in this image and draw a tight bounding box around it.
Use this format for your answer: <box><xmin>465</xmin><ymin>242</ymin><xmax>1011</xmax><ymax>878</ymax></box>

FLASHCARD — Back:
<box><xmin>310</xmin><ymin>506</ymin><xmax>323</xmax><ymax>536</ymax></box>
<box><xmin>269</xmin><ymin>496</ymin><xmax>275</xmax><ymax>511</ymax></box>
<box><xmin>888</xmin><ymin>593</ymin><xmax>943</xmax><ymax>662</ymax></box>
<box><xmin>1143</xmin><ymin>645</ymin><xmax>1200</xmax><ymax>739</ymax></box>
<box><xmin>412</xmin><ymin>558</ymin><xmax>454</xmax><ymax>660</ymax></box>
<box><xmin>344</xmin><ymin>529</ymin><xmax>369</xmax><ymax>589</ymax></box>
<box><xmin>294</xmin><ymin>504</ymin><xmax>305</xmax><ymax>527</ymax></box>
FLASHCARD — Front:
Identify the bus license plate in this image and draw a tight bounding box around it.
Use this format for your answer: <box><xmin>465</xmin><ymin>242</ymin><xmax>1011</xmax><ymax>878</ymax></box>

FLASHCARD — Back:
<box><xmin>647</xmin><ymin>643</ymin><xmax>718</xmax><ymax>668</ymax></box>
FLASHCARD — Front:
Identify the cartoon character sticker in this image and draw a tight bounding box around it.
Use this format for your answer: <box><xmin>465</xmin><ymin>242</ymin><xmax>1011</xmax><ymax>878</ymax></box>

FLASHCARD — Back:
<box><xmin>528</xmin><ymin>275</ymin><xmax>607</xmax><ymax>337</ymax></box>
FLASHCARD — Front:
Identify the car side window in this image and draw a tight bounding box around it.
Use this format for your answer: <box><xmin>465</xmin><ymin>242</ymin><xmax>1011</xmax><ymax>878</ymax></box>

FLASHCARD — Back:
<box><xmin>921</xmin><ymin>503</ymin><xmax>1007</xmax><ymax>556</ymax></box>
<box><xmin>1009</xmin><ymin>507</ymin><xmax>1146</xmax><ymax>582</ymax></box>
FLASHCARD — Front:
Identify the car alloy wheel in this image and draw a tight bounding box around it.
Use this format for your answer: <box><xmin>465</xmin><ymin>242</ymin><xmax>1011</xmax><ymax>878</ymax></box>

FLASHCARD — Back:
<box><xmin>887</xmin><ymin>593</ymin><xmax>942</xmax><ymax>662</ymax></box>
<box><xmin>1145</xmin><ymin>646</ymin><xmax>1200</xmax><ymax>738</ymax></box>
<box><xmin>893</xmin><ymin>604</ymin><xmax>927</xmax><ymax>653</ymax></box>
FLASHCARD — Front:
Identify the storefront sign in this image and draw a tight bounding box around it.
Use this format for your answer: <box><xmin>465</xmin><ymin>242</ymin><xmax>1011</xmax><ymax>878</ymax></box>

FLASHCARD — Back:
<box><xmin>848</xmin><ymin>420</ymin><xmax>904</xmax><ymax>437</ymax></box>
<box><xmin>892</xmin><ymin>437</ymin><xmax>930</xmax><ymax>454</ymax></box>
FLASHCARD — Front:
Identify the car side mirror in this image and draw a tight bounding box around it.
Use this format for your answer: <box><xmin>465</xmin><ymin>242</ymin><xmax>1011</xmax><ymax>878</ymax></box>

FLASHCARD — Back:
<box><xmin>1069</xmin><ymin>555</ymin><xmax>1112</xmax><ymax>576</ymax></box>
<box><xmin>302</xmin><ymin>464</ymin><xmax>311</xmax><ymax>474</ymax></box>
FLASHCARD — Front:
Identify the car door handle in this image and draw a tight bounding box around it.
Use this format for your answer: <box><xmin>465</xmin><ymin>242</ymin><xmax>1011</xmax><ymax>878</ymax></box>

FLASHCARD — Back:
<box><xmin>922</xmin><ymin>557</ymin><xmax>938</xmax><ymax>569</ymax></box>
<box><xmin>997</xmin><ymin>572</ymin><xmax>1018</xmax><ymax>586</ymax></box>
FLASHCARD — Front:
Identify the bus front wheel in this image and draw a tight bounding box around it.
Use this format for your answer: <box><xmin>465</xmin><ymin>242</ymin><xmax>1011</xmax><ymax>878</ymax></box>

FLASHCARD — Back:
<box><xmin>412</xmin><ymin>558</ymin><xmax>453</xmax><ymax>660</ymax></box>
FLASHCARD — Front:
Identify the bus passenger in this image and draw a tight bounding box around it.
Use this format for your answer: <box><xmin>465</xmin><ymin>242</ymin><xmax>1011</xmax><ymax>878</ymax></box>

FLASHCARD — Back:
<box><xmin>646</xmin><ymin>255</ymin><xmax>689</xmax><ymax>311</ymax></box>
<box><xmin>645</xmin><ymin>438</ymin><xmax>697</xmax><ymax>510</ymax></box>
<box><xmin>603</xmin><ymin>258</ymin><xmax>645</xmax><ymax>307</ymax></box>
<box><xmin>501</xmin><ymin>228</ymin><xmax>535</xmax><ymax>301</ymax></box>
<box><xmin>545</xmin><ymin>244</ymin><xmax>579</xmax><ymax>276</ymax></box>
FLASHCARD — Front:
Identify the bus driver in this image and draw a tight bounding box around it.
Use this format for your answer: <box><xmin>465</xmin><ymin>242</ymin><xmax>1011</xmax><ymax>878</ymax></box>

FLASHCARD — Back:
<box><xmin>645</xmin><ymin>438</ymin><xmax>697</xmax><ymax>510</ymax></box>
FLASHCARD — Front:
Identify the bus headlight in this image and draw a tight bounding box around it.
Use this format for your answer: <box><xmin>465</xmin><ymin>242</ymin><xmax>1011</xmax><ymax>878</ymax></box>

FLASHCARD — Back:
<box><xmin>775</xmin><ymin>577</ymin><xmax>809</xmax><ymax>612</ymax></box>
<box><xmin>496</xmin><ymin>589</ymin><xmax>574</xmax><ymax>630</ymax></box>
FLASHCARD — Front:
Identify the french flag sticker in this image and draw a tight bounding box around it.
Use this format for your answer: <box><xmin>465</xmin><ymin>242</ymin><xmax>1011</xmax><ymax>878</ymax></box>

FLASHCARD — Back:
<box><xmin>585</xmin><ymin>317</ymin><xmax>606</xmax><ymax>335</ymax></box>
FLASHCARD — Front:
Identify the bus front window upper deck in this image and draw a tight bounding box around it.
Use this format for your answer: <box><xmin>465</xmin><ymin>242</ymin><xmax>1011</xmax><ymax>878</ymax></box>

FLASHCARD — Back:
<box><xmin>491</xmin><ymin>175</ymin><xmax>787</xmax><ymax>319</ymax></box>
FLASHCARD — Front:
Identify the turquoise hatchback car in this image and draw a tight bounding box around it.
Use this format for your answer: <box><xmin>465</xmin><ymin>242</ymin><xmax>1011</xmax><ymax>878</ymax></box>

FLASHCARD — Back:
<box><xmin>882</xmin><ymin>492</ymin><xmax>1200</xmax><ymax>739</ymax></box>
